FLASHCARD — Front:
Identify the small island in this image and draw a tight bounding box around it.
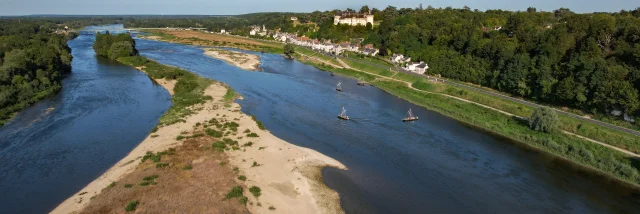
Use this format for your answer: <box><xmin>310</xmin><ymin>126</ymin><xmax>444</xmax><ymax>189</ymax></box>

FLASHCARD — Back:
<box><xmin>203</xmin><ymin>48</ymin><xmax>261</xmax><ymax>71</ymax></box>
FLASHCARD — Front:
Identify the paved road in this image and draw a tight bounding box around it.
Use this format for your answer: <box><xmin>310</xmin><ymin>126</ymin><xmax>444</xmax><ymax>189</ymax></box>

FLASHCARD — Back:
<box><xmin>339</xmin><ymin>56</ymin><xmax>640</xmax><ymax>138</ymax></box>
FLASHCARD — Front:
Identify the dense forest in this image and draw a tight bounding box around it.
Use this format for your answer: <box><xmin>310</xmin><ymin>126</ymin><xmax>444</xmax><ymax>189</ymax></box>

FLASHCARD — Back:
<box><xmin>93</xmin><ymin>32</ymin><xmax>138</xmax><ymax>59</ymax></box>
<box><xmin>0</xmin><ymin>20</ymin><xmax>77</xmax><ymax>126</ymax></box>
<box><xmin>366</xmin><ymin>7</ymin><xmax>640</xmax><ymax>119</ymax></box>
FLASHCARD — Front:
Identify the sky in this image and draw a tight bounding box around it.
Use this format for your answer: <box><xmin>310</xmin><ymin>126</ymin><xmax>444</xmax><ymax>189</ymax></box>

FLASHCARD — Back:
<box><xmin>0</xmin><ymin>0</ymin><xmax>637</xmax><ymax>15</ymax></box>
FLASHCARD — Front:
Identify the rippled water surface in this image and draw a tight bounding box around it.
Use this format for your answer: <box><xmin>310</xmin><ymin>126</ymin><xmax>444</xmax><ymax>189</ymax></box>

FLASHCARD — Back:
<box><xmin>2</xmin><ymin>24</ymin><xmax>640</xmax><ymax>213</ymax></box>
<box><xmin>0</xmin><ymin>29</ymin><xmax>171</xmax><ymax>213</ymax></box>
<box><xmin>137</xmin><ymin>38</ymin><xmax>640</xmax><ymax>213</ymax></box>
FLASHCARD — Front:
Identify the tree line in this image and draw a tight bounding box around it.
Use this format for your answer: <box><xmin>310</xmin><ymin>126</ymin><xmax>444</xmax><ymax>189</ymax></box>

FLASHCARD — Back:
<box><xmin>0</xmin><ymin>19</ymin><xmax>77</xmax><ymax>126</ymax></box>
<box><xmin>367</xmin><ymin>6</ymin><xmax>640</xmax><ymax>120</ymax></box>
<box><xmin>93</xmin><ymin>32</ymin><xmax>138</xmax><ymax>59</ymax></box>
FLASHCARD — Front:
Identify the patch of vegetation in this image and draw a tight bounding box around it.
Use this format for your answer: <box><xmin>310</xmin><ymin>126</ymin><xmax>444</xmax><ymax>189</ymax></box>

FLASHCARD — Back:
<box><xmin>238</xmin><ymin>175</ymin><xmax>247</xmax><ymax>181</ymax></box>
<box><xmin>243</xmin><ymin>142</ymin><xmax>254</xmax><ymax>147</ymax></box>
<box><xmin>143</xmin><ymin>175</ymin><xmax>159</xmax><ymax>181</ymax></box>
<box><xmin>244</xmin><ymin>129</ymin><xmax>251</xmax><ymax>133</ymax></box>
<box><xmin>269</xmin><ymin>206</ymin><xmax>276</xmax><ymax>210</ymax></box>
<box><xmin>247</xmin><ymin>133</ymin><xmax>259</xmax><ymax>138</ymax></box>
<box><xmin>225</xmin><ymin>186</ymin><xmax>244</xmax><ymax>199</ymax></box>
<box><xmin>233</xmin><ymin>167</ymin><xmax>239</xmax><ymax>173</ymax></box>
<box><xmin>251</xmin><ymin>161</ymin><xmax>261</xmax><ymax>167</ymax></box>
<box><xmin>223</xmin><ymin>88</ymin><xmax>236</xmax><ymax>103</ymax></box>
<box><xmin>125</xmin><ymin>200</ymin><xmax>139</xmax><ymax>212</ymax></box>
<box><xmin>176</xmin><ymin>135</ymin><xmax>185</xmax><ymax>140</ymax></box>
<box><xmin>206</xmin><ymin>128</ymin><xmax>223</xmax><ymax>138</ymax></box>
<box><xmin>239</xmin><ymin>196</ymin><xmax>249</xmax><ymax>205</ymax></box>
<box><xmin>220</xmin><ymin>161</ymin><xmax>227</xmax><ymax>166</ymax></box>
<box><xmin>183</xmin><ymin>165</ymin><xmax>193</xmax><ymax>170</ymax></box>
<box><xmin>251</xmin><ymin>115</ymin><xmax>266</xmax><ymax>130</ymax></box>
<box><xmin>249</xmin><ymin>186</ymin><xmax>261</xmax><ymax>197</ymax></box>
<box><xmin>411</xmin><ymin>79</ymin><xmax>437</xmax><ymax>91</ymax></box>
<box><xmin>530</xmin><ymin>107</ymin><xmax>559</xmax><ymax>133</ymax></box>
<box><xmin>141</xmin><ymin>149</ymin><xmax>175</xmax><ymax>163</ymax></box>
<box><xmin>212</xmin><ymin>141</ymin><xmax>227</xmax><ymax>152</ymax></box>
<box><xmin>258</xmin><ymin>147</ymin><xmax>266</xmax><ymax>150</ymax></box>
<box><xmin>156</xmin><ymin>163</ymin><xmax>170</xmax><ymax>168</ymax></box>
<box><xmin>124</xmin><ymin>184</ymin><xmax>133</xmax><ymax>188</ymax></box>
<box><xmin>107</xmin><ymin>182</ymin><xmax>117</xmax><ymax>188</ymax></box>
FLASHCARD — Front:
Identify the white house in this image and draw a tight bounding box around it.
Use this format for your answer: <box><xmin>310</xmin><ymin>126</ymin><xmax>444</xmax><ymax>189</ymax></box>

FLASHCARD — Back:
<box><xmin>391</xmin><ymin>54</ymin><xmax>411</xmax><ymax>64</ymax></box>
<box><xmin>406</xmin><ymin>61</ymin><xmax>429</xmax><ymax>74</ymax></box>
<box><xmin>250</xmin><ymin>29</ymin><xmax>257</xmax><ymax>36</ymax></box>
<box><xmin>220</xmin><ymin>29</ymin><xmax>226</xmax><ymax>34</ymax></box>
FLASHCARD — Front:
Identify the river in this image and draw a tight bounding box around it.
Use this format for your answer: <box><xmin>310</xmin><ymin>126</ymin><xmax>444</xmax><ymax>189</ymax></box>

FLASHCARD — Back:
<box><xmin>0</xmin><ymin>28</ymin><xmax>171</xmax><ymax>213</ymax></box>
<box><xmin>1</xmin><ymin>25</ymin><xmax>640</xmax><ymax>213</ymax></box>
<box><xmin>137</xmin><ymin>38</ymin><xmax>640</xmax><ymax>213</ymax></box>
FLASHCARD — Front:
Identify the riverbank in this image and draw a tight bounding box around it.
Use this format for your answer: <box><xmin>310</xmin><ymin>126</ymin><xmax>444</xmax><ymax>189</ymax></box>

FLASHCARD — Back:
<box><xmin>203</xmin><ymin>48</ymin><xmax>261</xmax><ymax>71</ymax></box>
<box><xmin>139</xmin><ymin>31</ymin><xmax>640</xmax><ymax>187</ymax></box>
<box><xmin>52</xmin><ymin>56</ymin><xmax>345</xmax><ymax>213</ymax></box>
<box><xmin>306</xmin><ymin>59</ymin><xmax>640</xmax><ymax>187</ymax></box>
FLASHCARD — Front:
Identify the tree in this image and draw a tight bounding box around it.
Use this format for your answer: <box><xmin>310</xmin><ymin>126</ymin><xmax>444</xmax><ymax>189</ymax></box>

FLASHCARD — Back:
<box><xmin>529</xmin><ymin>107</ymin><xmax>559</xmax><ymax>133</ymax></box>
<box><xmin>283</xmin><ymin>44</ymin><xmax>295</xmax><ymax>58</ymax></box>
<box><xmin>360</xmin><ymin>5</ymin><xmax>370</xmax><ymax>14</ymax></box>
<box><xmin>108</xmin><ymin>41</ymin><xmax>135</xmax><ymax>60</ymax></box>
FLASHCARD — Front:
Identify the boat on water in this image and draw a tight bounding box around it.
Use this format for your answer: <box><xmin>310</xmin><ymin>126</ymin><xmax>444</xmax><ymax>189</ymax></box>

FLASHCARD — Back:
<box><xmin>402</xmin><ymin>108</ymin><xmax>419</xmax><ymax>122</ymax></box>
<box><xmin>330</xmin><ymin>72</ymin><xmax>335</xmax><ymax>76</ymax></box>
<box><xmin>357</xmin><ymin>77</ymin><xmax>367</xmax><ymax>86</ymax></box>
<box><xmin>336</xmin><ymin>82</ymin><xmax>343</xmax><ymax>92</ymax></box>
<box><xmin>338</xmin><ymin>106</ymin><xmax>350</xmax><ymax>120</ymax></box>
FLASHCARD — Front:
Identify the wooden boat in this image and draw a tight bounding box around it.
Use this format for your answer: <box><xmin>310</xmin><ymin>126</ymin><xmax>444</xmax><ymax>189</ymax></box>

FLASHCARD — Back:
<box><xmin>357</xmin><ymin>77</ymin><xmax>367</xmax><ymax>86</ymax></box>
<box><xmin>402</xmin><ymin>108</ymin><xmax>419</xmax><ymax>122</ymax></box>
<box><xmin>336</xmin><ymin>82</ymin><xmax>343</xmax><ymax>92</ymax></box>
<box><xmin>338</xmin><ymin>106</ymin><xmax>350</xmax><ymax>120</ymax></box>
<box><xmin>330</xmin><ymin>72</ymin><xmax>335</xmax><ymax>76</ymax></box>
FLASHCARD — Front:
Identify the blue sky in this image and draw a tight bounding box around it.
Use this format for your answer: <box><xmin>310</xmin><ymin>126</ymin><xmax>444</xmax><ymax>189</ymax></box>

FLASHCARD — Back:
<box><xmin>0</xmin><ymin>0</ymin><xmax>637</xmax><ymax>15</ymax></box>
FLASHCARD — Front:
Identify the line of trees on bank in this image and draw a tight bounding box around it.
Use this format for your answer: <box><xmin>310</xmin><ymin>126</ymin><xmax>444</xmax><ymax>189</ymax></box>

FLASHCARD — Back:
<box><xmin>366</xmin><ymin>7</ymin><xmax>640</xmax><ymax>120</ymax></box>
<box><xmin>0</xmin><ymin>20</ymin><xmax>77</xmax><ymax>126</ymax></box>
<box><xmin>93</xmin><ymin>32</ymin><xmax>138</xmax><ymax>59</ymax></box>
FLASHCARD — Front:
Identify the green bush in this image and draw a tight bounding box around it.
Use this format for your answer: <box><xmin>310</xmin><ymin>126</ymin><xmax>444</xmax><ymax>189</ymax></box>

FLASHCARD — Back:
<box><xmin>206</xmin><ymin>128</ymin><xmax>223</xmax><ymax>138</ymax></box>
<box><xmin>239</xmin><ymin>196</ymin><xmax>248</xmax><ymax>205</ymax></box>
<box><xmin>225</xmin><ymin>186</ymin><xmax>244</xmax><ymax>199</ymax></box>
<box><xmin>212</xmin><ymin>141</ymin><xmax>227</xmax><ymax>152</ymax></box>
<box><xmin>238</xmin><ymin>175</ymin><xmax>247</xmax><ymax>181</ymax></box>
<box><xmin>249</xmin><ymin>186</ymin><xmax>261</xmax><ymax>197</ymax></box>
<box><xmin>529</xmin><ymin>107</ymin><xmax>559</xmax><ymax>133</ymax></box>
<box><xmin>125</xmin><ymin>200</ymin><xmax>139</xmax><ymax>212</ymax></box>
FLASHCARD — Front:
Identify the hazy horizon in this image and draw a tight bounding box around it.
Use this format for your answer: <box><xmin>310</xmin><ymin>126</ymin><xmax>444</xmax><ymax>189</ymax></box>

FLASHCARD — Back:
<box><xmin>0</xmin><ymin>0</ymin><xmax>638</xmax><ymax>16</ymax></box>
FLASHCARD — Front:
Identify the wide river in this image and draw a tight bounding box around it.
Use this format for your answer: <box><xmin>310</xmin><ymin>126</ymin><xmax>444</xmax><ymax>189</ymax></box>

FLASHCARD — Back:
<box><xmin>2</xmin><ymin>25</ymin><xmax>640</xmax><ymax>213</ymax></box>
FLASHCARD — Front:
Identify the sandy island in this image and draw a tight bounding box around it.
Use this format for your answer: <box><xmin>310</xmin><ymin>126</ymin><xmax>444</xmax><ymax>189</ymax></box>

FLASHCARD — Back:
<box><xmin>203</xmin><ymin>48</ymin><xmax>261</xmax><ymax>71</ymax></box>
<box><xmin>52</xmin><ymin>69</ymin><xmax>345</xmax><ymax>213</ymax></box>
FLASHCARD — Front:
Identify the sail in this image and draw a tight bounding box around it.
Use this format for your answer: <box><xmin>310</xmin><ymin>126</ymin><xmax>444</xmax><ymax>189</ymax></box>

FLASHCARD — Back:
<box><xmin>406</xmin><ymin>109</ymin><xmax>414</xmax><ymax>118</ymax></box>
